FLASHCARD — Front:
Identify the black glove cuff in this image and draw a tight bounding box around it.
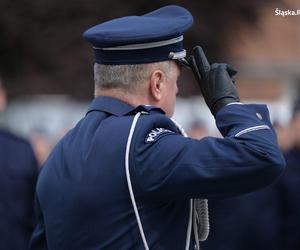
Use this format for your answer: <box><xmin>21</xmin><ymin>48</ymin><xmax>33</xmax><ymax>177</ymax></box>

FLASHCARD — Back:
<box><xmin>212</xmin><ymin>97</ymin><xmax>240</xmax><ymax>116</ymax></box>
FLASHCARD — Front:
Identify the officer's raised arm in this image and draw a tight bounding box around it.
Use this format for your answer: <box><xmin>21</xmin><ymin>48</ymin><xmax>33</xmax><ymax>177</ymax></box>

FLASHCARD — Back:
<box><xmin>132</xmin><ymin>104</ymin><xmax>285</xmax><ymax>200</ymax></box>
<box><xmin>131</xmin><ymin>47</ymin><xmax>285</xmax><ymax>200</ymax></box>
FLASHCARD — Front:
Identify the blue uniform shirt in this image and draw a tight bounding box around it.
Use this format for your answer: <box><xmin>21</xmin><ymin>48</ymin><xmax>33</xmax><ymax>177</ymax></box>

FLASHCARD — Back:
<box><xmin>30</xmin><ymin>96</ymin><xmax>285</xmax><ymax>249</ymax></box>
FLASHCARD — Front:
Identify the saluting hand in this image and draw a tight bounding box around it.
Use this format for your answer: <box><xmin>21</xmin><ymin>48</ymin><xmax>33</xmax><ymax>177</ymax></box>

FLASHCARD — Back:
<box><xmin>188</xmin><ymin>46</ymin><xmax>240</xmax><ymax>116</ymax></box>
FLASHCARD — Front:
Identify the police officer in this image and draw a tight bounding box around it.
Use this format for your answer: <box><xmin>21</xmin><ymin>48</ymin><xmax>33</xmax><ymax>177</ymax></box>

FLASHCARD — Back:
<box><xmin>0</xmin><ymin>78</ymin><xmax>38</xmax><ymax>249</ymax></box>
<box><xmin>30</xmin><ymin>5</ymin><xmax>285</xmax><ymax>250</ymax></box>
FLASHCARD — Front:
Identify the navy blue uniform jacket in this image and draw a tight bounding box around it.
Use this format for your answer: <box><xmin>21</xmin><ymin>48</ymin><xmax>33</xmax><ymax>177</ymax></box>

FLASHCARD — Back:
<box><xmin>0</xmin><ymin>129</ymin><xmax>38</xmax><ymax>250</ymax></box>
<box><xmin>30</xmin><ymin>96</ymin><xmax>285</xmax><ymax>249</ymax></box>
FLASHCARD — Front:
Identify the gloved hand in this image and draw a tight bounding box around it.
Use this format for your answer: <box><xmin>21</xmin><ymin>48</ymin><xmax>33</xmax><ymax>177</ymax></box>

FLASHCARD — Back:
<box><xmin>188</xmin><ymin>46</ymin><xmax>240</xmax><ymax>116</ymax></box>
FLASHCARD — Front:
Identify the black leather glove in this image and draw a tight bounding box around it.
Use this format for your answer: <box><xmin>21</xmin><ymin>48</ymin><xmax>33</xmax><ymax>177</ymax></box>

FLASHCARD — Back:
<box><xmin>188</xmin><ymin>46</ymin><xmax>240</xmax><ymax>116</ymax></box>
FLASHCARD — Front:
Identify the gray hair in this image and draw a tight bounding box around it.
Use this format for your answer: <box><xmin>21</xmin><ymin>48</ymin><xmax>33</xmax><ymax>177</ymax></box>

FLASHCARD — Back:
<box><xmin>94</xmin><ymin>61</ymin><xmax>171</xmax><ymax>91</ymax></box>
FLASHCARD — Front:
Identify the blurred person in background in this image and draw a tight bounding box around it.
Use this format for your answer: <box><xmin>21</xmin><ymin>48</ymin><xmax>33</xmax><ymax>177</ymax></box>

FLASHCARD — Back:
<box><xmin>29</xmin><ymin>128</ymin><xmax>52</xmax><ymax>168</ymax></box>
<box><xmin>0</xmin><ymin>77</ymin><xmax>39</xmax><ymax>249</ymax></box>
<box><xmin>273</xmin><ymin>121</ymin><xmax>291</xmax><ymax>153</ymax></box>
<box><xmin>187</xmin><ymin>120</ymin><xmax>208</xmax><ymax>139</ymax></box>
<box><xmin>201</xmin><ymin>184</ymin><xmax>282</xmax><ymax>250</ymax></box>
<box><xmin>276</xmin><ymin>101</ymin><xmax>300</xmax><ymax>250</ymax></box>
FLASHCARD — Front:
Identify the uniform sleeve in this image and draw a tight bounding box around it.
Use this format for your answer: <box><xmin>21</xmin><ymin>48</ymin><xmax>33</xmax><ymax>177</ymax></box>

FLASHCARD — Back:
<box><xmin>130</xmin><ymin>104</ymin><xmax>285</xmax><ymax>200</ymax></box>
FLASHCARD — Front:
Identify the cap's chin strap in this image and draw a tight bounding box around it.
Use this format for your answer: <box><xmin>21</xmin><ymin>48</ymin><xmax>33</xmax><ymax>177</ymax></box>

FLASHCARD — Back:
<box><xmin>125</xmin><ymin>112</ymin><xmax>209</xmax><ymax>250</ymax></box>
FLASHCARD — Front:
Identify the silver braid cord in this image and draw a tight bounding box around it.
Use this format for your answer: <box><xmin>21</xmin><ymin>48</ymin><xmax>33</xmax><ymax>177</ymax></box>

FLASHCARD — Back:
<box><xmin>171</xmin><ymin>119</ymin><xmax>210</xmax><ymax>250</ymax></box>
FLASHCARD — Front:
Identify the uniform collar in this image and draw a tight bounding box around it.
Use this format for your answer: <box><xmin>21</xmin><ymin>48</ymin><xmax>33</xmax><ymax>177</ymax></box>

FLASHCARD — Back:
<box><xmin>86</xmin><ymin>96</ymin><xmax>165</xmax><ymax>116</ymax></box>
<box><xmin>87</xmin><ymin>96</ymin><xmax>134</xmax><ymax>116</ymax></box>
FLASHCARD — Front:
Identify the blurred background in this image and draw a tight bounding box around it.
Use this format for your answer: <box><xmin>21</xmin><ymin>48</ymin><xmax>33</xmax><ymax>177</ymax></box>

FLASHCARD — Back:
<box><xmin>0</xmin><ymin>0</ymin><xmax>299</xmax><ymax>249</ymax></box>
<box><xmin>1</xmin><ymin>0</ymin><xmax>299</xmax><ymax>162</ymax></box>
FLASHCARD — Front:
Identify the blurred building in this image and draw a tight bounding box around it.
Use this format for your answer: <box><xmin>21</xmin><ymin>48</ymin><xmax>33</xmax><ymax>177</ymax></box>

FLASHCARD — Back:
<box><xmin>230</xmin><ymin>0</ymin><xmax>299</xmax><ymax>125</ymax></box>
<box><xmin>0</xmin><ymin>0</ymin><xmax>298</xmax><ymax>160</ymax></box>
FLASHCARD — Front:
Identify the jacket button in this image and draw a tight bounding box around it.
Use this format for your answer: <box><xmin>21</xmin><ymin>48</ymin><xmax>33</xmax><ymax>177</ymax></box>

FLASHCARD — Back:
<box><xmin>256</xmin><ymin>112</ymin><xmax>263</xmax><ymax>120</ymax></box>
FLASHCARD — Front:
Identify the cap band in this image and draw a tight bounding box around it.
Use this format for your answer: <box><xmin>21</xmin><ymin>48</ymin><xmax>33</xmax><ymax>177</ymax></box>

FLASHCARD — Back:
<box><xmin>94</xmin><ymin>36</ymin><xmax>183</xmax><ymax>51</ymax></box>
<box><xmin>94</xmin><ymin>39</ymin><xmax>184</xmax><ymax>65</ymax></box>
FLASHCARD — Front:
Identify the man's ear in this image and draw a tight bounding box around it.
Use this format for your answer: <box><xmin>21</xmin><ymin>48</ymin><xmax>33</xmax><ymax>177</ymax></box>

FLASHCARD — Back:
<box><xmin>149</xmin><ymin>70</ymin><xmax>166</xmax><ymax>101</ymax></box>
